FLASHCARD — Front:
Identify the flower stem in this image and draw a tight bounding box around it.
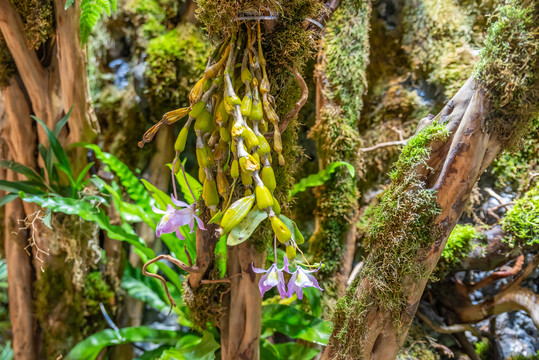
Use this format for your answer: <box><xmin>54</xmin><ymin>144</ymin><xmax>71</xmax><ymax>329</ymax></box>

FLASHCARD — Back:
<box><xmin>171</xmin><ymin>157</ymin><xmax>179</xmax><ymax>201</ymax></box>
<box><xmin>274</xmin><ymin>234</ymin><xmax>277</xmax><ymax>264</ymax></box>
<box><xmin>175</xmin><ymin>152</ymin><xmax>198</xmax><ymax>205</ymax></box>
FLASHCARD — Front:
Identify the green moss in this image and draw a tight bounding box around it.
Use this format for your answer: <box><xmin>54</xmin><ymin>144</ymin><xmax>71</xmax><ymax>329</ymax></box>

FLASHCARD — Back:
<box><xmin>475</xmin><ymin>338</ymin><xmax>491</xmax><ymax>360</ymax></box>
<box><xmin>474</xmin><ymin>0</ymin><xmax>539</xmax><ymax>146</ymax></box>
<box><xmin>329</xmin><ymin>121</ymin><xmax>448</xmax><ymax>359</ymax></box>
<box><xmin>491</xmin><ymin>116</ymin><xmax>539</xmax><ymax>189</ymax></box>
<box><xmin>440</xmin><ymin>225</ymin><xmax>477</xmax><ymax>265</ymax></box>
<box><xmin>501</xmin><ymin>182</ymin><xmax>539</xmax><ymax>247</ymax></box>
<box><xmin>125</xmin><ymin>0</ymin><xmax>179</xmax><ymax>39</ymax></box>
<box><xmin>145</xmin><ymin>23</ymin><xmax>211</xmax><ymax>114</ymax></box>
<box><xmin>307</xmin><ymin>0</ymin><xmax>370</xmax><ymax>280</ymax></box>
<box><xmin>402</xmin><ymin>0</ymin><xmax>475</xmax><ymax>100</ymax></box>
<box><xmin>509</xmin><ymin>351</ymin><xmax>539</xmax><ymax>360</ymax></box>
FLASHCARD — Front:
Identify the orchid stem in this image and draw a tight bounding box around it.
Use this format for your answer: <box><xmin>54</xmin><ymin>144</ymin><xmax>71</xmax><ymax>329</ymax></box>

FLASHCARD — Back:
<box><xmin>274</xmin><ymin>235</ymin><xmax>277</xmax><ymax>264</ymax></box>
<box><xmin>171</xmin><ymin>157</ymin><xmax>179</xmax><ymax>201</ymax></box>
<box><xmin>175</xmin><ymin>152</ymin><xmax>198</xmax><ymax>205</ymax></box>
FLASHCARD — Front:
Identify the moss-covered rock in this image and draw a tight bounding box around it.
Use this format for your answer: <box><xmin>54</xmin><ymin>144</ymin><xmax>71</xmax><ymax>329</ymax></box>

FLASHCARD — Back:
<box><xmin>501</xmin><ymin>182</ymin><xmax>539</xmax><ymax>247</ymax></box>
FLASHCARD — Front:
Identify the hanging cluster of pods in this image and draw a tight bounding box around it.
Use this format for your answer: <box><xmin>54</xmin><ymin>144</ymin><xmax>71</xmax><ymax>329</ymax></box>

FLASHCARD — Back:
<box><xmin>140</xmin><ymin>22</ymin><xmax>322</xmax><ymax>298</ymax></box>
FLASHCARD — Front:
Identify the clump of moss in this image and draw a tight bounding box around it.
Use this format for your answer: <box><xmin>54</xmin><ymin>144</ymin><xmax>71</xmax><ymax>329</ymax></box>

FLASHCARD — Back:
<box><xmin>475</xmin><ymin>338</ymin><xmax>491</xmax><ymax>360</ymax></box>
<box><xmin>330</xmin><ymin>121</ymin><xmax>449</xmax><ymax>359</ymax></box>
<box><xmin>509</xmin><ymin>351</ymin><xmax>539</xmax><ymax>360</ymax></box>
<box><xmin>125</xmin><ymin>0</ymin><xmax>179</xmax><ymax>39</ymax></box>
<box><xmin>435</xmin><ymin>224</ymin><xmax>480</xmax><ymax>276</ymax></box>
<box><xmin>308</xmin><ymin>0</ymin><xmax>370</xmax><ymax>279</ymax></box>
<box><xmin>0</xmin><ymin>0</ymin><xmax>54</xmax><ymax>86</ymax></box>
<box><xmin>145</xmin><ymin>23</ymin><xmax>211</xmax><ymax>114</ymax></box>
<box><xmin>402</xmin><ymin>0</ymin><xmax>475</xmax><ymax>100</ymax></box>
<box><xmin>501</xmin><ymin>182</ymin><xmax>539</xmax><ymax>247</ymax></box>
<box><xmin>474</xmin><ymin>0</ymin><xmax>539</xmax><ymax>147</ymax></box>
<box><xmin>397</xmin><ymin>323</ymin><xmax>439</xmax><ymax>360</ymax></box>
<box><xmin>490</xmin><ymin>117</ymin><xmax>539</xmax><ymax>190</ymax></box>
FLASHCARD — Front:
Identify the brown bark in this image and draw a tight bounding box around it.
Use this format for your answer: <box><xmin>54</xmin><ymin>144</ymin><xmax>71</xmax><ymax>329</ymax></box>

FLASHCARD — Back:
<box><xmin>220</xmin><ymin>242</ymin><xmax>264</xmax><ymax>360</ymax></box>
<box><xmin>322</xmin><ymin>77</ymin><xmax>511</xmax><ymax>360</ymax></box>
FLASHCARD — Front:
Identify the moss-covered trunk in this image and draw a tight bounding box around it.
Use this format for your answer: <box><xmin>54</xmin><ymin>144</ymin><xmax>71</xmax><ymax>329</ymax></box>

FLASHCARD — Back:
<box><xmin>309</xmin><ymin>0</ymin><xmax>370</xmax><ymax>290</ymax></box>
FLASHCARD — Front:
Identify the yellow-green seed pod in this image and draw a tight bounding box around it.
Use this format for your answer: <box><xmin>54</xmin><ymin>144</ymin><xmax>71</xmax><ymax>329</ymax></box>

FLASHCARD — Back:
<box><xmin>174</xmin><ymin>127</ymin><xmax>189</xmax><ymax>153</ymax></box>
<box><xmin>270</xmin><ymin>216</ymin><xmax>292</xmax><ymax>243</ymax></box>
<box><xmin>204</xmin><ymin>144</ymin><xmax>214</xmax><ymax>164</ymax></box>
<box><xmin>215</xmin><ymin>100</ymin><xmax>229</xmax><ymax>126</ymax></box>
<box><xmin>260</xmin><ymin>78</ymin><xmax>270</xmax><ymax>94</ymax></box>
<box><xmin>212</xmin><ymin>75</ymin><xmax>223</xmax><ymax>87</ymax></box>
<box><xmin>219</xmin><ymin>126</ymin><xmax>231</xmax><ymax>142</ymax></box>
<box><xmin>198</xmin><ymin>167</ymin><xmax>206</xmax><ymax>183</ymax></box>
<box><xmin>243</xmin><ymin>127</ymin><xmax>259</xmax><ymax>149</ymax></box>
<box><xmin>223</xmin><ymin>95</ymin><xmax>235</xmax><ymax>115</ymax></box>
<box><xmin>239</xmin><ymin>155</ymin><xmax>260</xmax><ymax>172</ymax></box>
<box><xmin>252</xmin><ymin>152</ymin><xmax>260</xmax><ymax>164</ymax></box>
<box><xmin>231</xmin><ymin>123</ymin><xmax>244</xmax><ymax>138</ymax></box>
<box><xmin>278</xmin><ymin>153</ymin><xmax>285</xmax><ymax>166</ymax></box>
<box><xmin>286</xmin><ymin>245</ymin><xmax>296</xmax><ymax>260</ymax></box>
<box><xmin>189</xmin><ymin>101</ymin><xmax>206</xmax><ymax>119</ymax></box>
<box><xmin>196</xmin><ymin>147</ymin><xmax>210</xmax><ymax>168</ymax></box>
<box><xmin>255</xmin><ymin>185</ymin><xmax>273</xmax><ymax>209</ymax></box>
<box><xmin>240</xmin><ymin>169</ymin><xmax>253</xmax><ymax>186</ymax></box>
<box><xmin>213</xmin><ymin>140</ymin><xmax>227</xmax><ymax>162</ymax></box>
<box><xmin>241</xmin><ymin>68</ymin><xmax>253</xmax><ymax>83</ymax></box>
<box><xmin>259</xmin><ymin>120</ymin><xmax>268</xmax><ymax>134</ymax></box>
<box><xmin>231</xmin><ymin>159</ymin><xmax>239</xmax><ymax>179</ymax></box>
<box><xmin>203</xmin><ymin>178</ymin><xmax>219</xmax><ymax>207</ymax></box>
<box><xmin>220</xmin><ymin>195</ymin><xmax>256</xmax><ymax>233</ymax></box>
<box><xmin>189</xmin><ymin>78</ymin><xmax>205</xmax><ymax>105</ymax></box>
<box><xmin>272</xmin><ymin>197</ymin><xmax>281</xmax><ymax>215</ymax></box>
<box><xmin>257</xmin><ymin>135</ymin><xmax>271</xmax><ymax>154</ymax></box>
<box><xmin>244</xmin><ymin>188</ymin><xmax>252</xmax><ymax>196</ymax></box>
<box><xmin>273</xmin><ymin>130</ymin><xmax>283</xmax><ymax>153</ymax></box>
<box><xmin>203</xmin><ymin>78</ymin><xmax>212</xmax><ymax>92</ymax></box>
<box><xmin>294</xmin><ymin>226</ymin><xmax>305</xmax><ymax>245</ymax></box>
<box><xmin>250</xmin><ymin>100</ymin><xmax>263</xmax><ymax>121</ymax></box>
<box><xmin>225</xmin><ymin>94</ymin><xmax>241</xmax><ymax>107</ymax></box>
<box><xmin>240</xmin><ymin>95</ymin><xmax>252</xmax><ymax>117</ymax></box>
<box><xmin>260</xmin><ymin>166</ymin><xmax>276</xmax><ymax>193</ymax></box>
<box><xmin>216</xmin><ymin>170</ymin><xmax>229</xmax><ymax>197</ymax></box>
<box><xmin>194</xmin><ymin>110</ymin><xmax>215</xmax><ymax>134</ymax></box>
<box><xmin>231</xmin><ymin>138</ymin><xmax>237</xmax><ymax>154</ymax></box>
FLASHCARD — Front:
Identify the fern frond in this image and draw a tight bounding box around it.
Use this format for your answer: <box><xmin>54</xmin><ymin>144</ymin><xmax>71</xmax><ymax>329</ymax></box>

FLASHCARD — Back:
<box><xmin>79</xmin><ymin>0</ymin><xmax>116</xmax><ymax>45</ymax></box>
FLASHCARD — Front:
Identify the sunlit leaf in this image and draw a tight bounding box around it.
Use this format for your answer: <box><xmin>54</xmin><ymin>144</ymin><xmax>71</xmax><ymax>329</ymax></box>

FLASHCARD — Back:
<box><xmin>291</xmin><ymin>161</ymin><xmax>355</xmax><ymax>196</ymax></box>
<box><xmin>227</xmin><ymin>209</ymin><xmax>268</xmax><ymax>246</ymax></box>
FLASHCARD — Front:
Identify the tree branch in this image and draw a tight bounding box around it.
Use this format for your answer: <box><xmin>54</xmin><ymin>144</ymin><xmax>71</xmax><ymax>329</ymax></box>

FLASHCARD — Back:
<box><xmin>0</xmin><ymin>0</ymin><xmax>46</xmax><ymax>100</ymax></box>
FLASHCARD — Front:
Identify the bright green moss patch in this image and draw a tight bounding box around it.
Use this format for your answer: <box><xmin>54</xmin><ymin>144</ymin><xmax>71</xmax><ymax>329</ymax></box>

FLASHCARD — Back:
<box><xmin>145</xmin><ymin>23</ymin><xmax>211</xmax><ymax>113</ymax></box>
<box><xmin>474</xmin><ymin>0</ymin><xmax>539</xmax><ymax>146</ymax></box>
<box><xmin>501</xmin><ymin>183</ymin><xmax>539</xmax><ymax>247</ymax></box>
<box><xmin>440</xmin><ymin>225</ymin><xmax>477</xmax><ymax>265</ymax></box>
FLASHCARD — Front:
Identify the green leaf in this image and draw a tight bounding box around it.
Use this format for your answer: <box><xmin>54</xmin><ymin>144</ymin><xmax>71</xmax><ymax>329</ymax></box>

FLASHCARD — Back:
<box><xmin>159</xmin><ymin>332</ymin><xmax>219</xmax><ymax>360</ymax></box>
<box><xmin>122</xmin><ymin>264</ymin><xmax>172</xmax><ymax>313</ymax></box>
<box><xmin>65</xmin><ymin>326</ymin><xmax>183</xmax><ymax>360</ymax></box>
<box><xmin>168</xmin><ymin>160</ymin><xmax>202</xmax><ymax>204</ymax></box>
<box><xmin>214</xmin><ymin>235</ymin><xmax>227</xmax><ymax>278</ymax></box>
<box><xmin>53</xmin><ymin>107</ymin><xmax>73</xmax><ymax>136</ymax></box>
<box><xmin>261</xmin><ymin>304</ymin><xmax>333</xmax><ymax>345</ymax></box>
<box><xmin>303</xmin><ymin>287</ymin><xmax>322</xmax><ymax>318</ymax></box>
<box><xmin>38</xmin><ymin>144</ymin><xmax>57</xmax><ymax>186</ymax></box>
<box><xmin>227</xmin><ymin>209</ymin><xmax>268</xmax><ymax>246</ymax></box>
<box><xmin>140</xmin><ymin>179</ymin><xmax>170</xmax><ymax>210</ymax></box>
<box><xmin>64</xmin><ymin>0</ymin><xmax>75</xmax><ymax>9</ymax></box>
<box><xmin>75</xmin><ymin>162</ymin><xmax>95</xmax><ymax>189</ymax></box>
<box><xmin>0</xmin><ymin>180</ymin><xmax>46</xmax><ymax>195</ymax></box>
<box><xmin>0</xmin><ymin>160</ymin><xmax>45</xmax><ymax>183</ymax></box>
<box><xmin>83</xmin><ymin>144</ymin><xmax>152</xmax><ymax>210</ymax></box>
<box><xmin>273</xmin><ymin>342</ymin><xmax>320</xmax><ymax>360</ymax></box>
<box><xmin>32</xmin><ymin>116</ymin><xmax>72</xmax><ymax>180</ymax></box>
<box><xmin>0</xmin><ymin>194</ymin><xmax>18</xmax><ymax>207</ymax></box>
<box><xmin>291</xmin><ymin>161</ymin><xmax>355</xmax><ymax>196</ymax></box>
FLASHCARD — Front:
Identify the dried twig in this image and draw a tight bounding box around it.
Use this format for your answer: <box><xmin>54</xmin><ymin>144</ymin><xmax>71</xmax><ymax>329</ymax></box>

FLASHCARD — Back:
<box><xmin>358</xmin><ymin>139</ymin><xmax>408</xmax><ymax>153</ymax></box>
<box><xmin>416</xmin><ymin>311</ymin><xmax>479</xmax><ymax>336</ymax></box>
<box><xmin>471</xmin><ymin>255</ymin><xmax>524</xmax><ymax>291</ymax></box>
<box><xmin>265</xmin><ymin>65</ymin><xmax>309</xmax><ymax>138</ymax></box>
<box><xmin>486</xmin><ymin>202</ymin><xmax>514</xmax><ymax>221</ymax></box>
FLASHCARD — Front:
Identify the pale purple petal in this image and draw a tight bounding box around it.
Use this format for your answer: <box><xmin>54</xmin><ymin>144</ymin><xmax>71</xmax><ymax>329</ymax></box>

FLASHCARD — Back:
<box><xmin>258</xmin><ymin>273</ymin><xmax>273</xmax><ymax>297</ymax></box>
<box><xmin>276</xmin><ymin>271</ymin><xmax>287</xmax><ymax>299</ymax></box>
<box><xmin>251</xmin><ymin>263</ymin><xmax>268</xmax><ymax>274</ymax></box>
<box><xmin>151</xmin><ymin>204</ymin><xmax>166</xmax><ymax>214</ymax></box>
<box><xmin>281</xmin><ymin>256</ymin><xmax>290</xmax><ymax>273</ymax></box>
<box><xmin>175</xmin><ymin>228</ymin><xmax>185</xmax><ymax>240</ymax></box>
<box><xmin>194</xmin><ymin>214</ymin><xmax>206</xmax><ymax>230</ymax></box>
<box><xmin>188</xmin><ymin>217</ymin><xmax>195</xmax><ymax>233</ymax></box>
<box><xmin>286</xmin><ymin>272</ymin><xmax>298</xmax><ymax>298</ymax></box>
<box><xmin>307</xmin><ymin>273</ymin><xmax>323</xmax><ymax>291</ymax></box>
<box><xmin>171</xmin><ymin>208</ymin><xmax>195</xmax><ymax>228</ymax></box>
<box><xmin>296</xmin><ymin>286</ymin><xmax>304</xmax><ymax>300</ymax></box>
<box><xmin>171</xmin><ymin>195</ymin><xmax>189</xmax><ymax>208</ymax></box>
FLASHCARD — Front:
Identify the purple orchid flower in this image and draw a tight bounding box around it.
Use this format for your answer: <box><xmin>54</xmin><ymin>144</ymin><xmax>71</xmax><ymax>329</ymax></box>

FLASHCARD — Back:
<box><xmin>252</xmin><ymin>257</ymin><xmax>290</xmax><ymax>299</ymax></box>
<box><xmin>286</xmin><ymin>263</ymin><xmax>323</xmax><ymax>300</ymax></box>
<box><xmin>151</xmin><ymin>195</ymin><xmax>206</xmax><ymax>239</ymax></box>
